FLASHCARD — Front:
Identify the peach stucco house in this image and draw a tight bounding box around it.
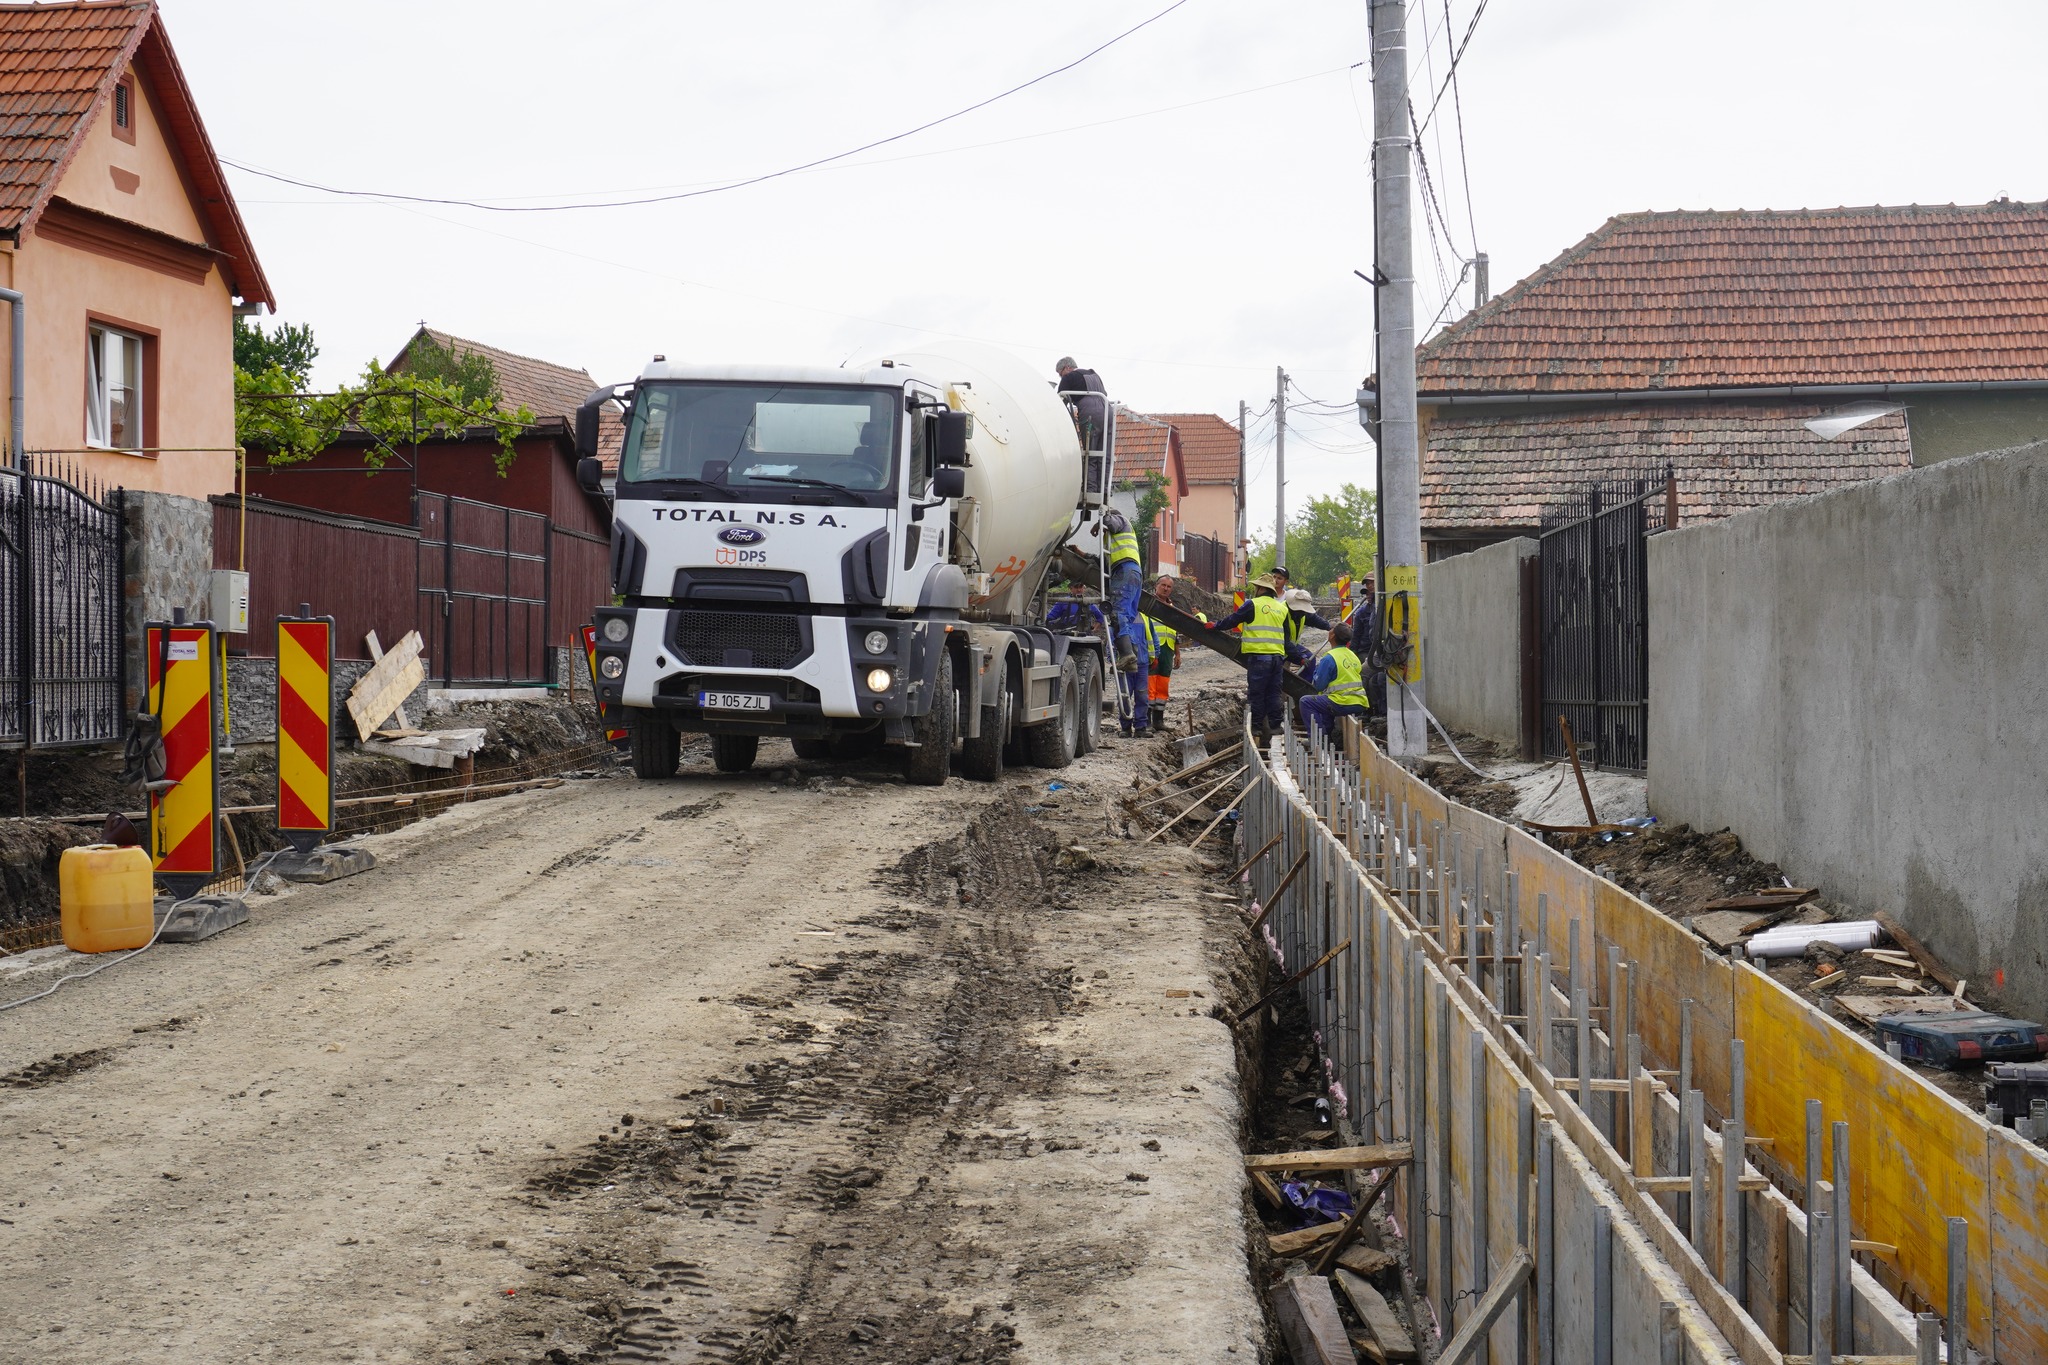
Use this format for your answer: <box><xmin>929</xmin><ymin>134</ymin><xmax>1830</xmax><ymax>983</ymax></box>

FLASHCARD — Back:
<box><xmin>0</xmin><ymin>0</ymin><xmax>270</xmax><ymax>499</ymax></box>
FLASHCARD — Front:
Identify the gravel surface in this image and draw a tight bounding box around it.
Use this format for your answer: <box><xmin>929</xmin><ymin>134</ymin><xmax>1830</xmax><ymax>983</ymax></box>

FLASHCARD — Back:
<box><xmin>0</xmin><ymin>700</ymin><xmax>1264</xmax><ymax>1364</ymax></box>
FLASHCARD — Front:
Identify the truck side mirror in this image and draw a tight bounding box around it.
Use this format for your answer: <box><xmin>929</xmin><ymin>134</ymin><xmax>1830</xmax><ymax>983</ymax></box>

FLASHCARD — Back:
<box><xmin>577</xmin><ymin>457</ymin><xmax>604</xmax><ymax>495</ymax></box>
<box><xmin>934</xmin><ymin>411</ymin><xmax>971</xmax><ymax>467</ymax></box>
<box><xmin>932</xmin><ymin>466</ymin><xmax>966</xmax><ymax>499</ymax></box>
<box><xmin>575</xmin><ymin>384</ymin><xmax>617</xmax><ymax>460</ymax></box>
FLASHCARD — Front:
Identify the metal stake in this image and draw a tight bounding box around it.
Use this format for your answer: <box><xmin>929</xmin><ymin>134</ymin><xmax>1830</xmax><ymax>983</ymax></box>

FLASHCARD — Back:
<box><xmin>1573</xmin><ymin>987</ymin><xmax>1593</xmax><ymax>1115</ymax></box>
<box><xmin>1723</xmin><ymin>1040</ymin><xmax>1747</xmax><ymax>1302</ymax></box>
<box><xmin>1687</xmin><ymin>1090</ymin><xmax>1708</xmax><ymax>1252</ymax></box>
<box><xmin>1536</xmin><ymin>1123</ymin><xmax>1555</xmax><ymax>1365</ymax></box>
<box><xmin>1833</xmin><ymin>1120</ymin><xmax>1852</xmax><ymax>1352</ymax></box>
<box><xmin>1593</xmin><ymin>1205</ymin><xmax>1613</xmax><ymax>1365</ymax></box>
<box><xmin>1811</xmin><ymin>1208</ymin><xmax>1834</xmax><ymax>1365</ymax></box>
<box><xmin>1471</xmin><ymin>1029</ymin><xmax>1490</xmax><ymax>1359</ymax></box>
<box><xmin>1806</xmin><ymin>1098</ymin><xmax>1824</xmax><ymax>1353</ymax></box>
<box><xmin>1946</xmin><ymin>1216</ymin><xmax>1967</xmax><ymax>1365</ymax></box>
<box><xmin>1517</xmin><ymin>1088</ymin><xmax>1534</xmax><ymax>1365</ymax></box>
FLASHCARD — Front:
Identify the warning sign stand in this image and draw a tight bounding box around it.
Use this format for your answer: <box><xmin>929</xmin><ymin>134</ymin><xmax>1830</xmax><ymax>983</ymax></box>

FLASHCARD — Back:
<box><xmin>144</xmin><ymin>617</ymin><xmax>220</xmax><ymax>902</ymax></box>
<box><xmin>275</xmin><ymin>609</ymin><xmax>335</xmax><ymax>855</ymax></box>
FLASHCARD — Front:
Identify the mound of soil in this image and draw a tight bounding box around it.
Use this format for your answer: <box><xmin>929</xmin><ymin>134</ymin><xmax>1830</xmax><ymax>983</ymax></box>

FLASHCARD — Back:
<box><xmin>1549</xmin><ymin>822</ymin><xmax>1789</xmax><ymax>919</ymax></box>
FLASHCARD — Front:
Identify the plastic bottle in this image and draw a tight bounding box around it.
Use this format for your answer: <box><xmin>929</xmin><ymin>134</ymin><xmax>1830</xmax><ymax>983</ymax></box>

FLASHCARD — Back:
<box><xmin>59</xmin><ymin>844</ymin><xmax>154</xmax><ymax>953</ymax></box>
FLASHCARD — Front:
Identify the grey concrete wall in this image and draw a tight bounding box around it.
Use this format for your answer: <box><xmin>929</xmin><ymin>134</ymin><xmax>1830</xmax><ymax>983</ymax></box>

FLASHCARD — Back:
<box><xmin>1423</xmin><ymin>536</ymin><xmax>1535</xmax><ymax>747</ymax></box>
<box><xmin>122</xmin><ymin>491</ymin><xmax>214</xmax><ymax>713</ymax></box>
<box><xmin>1649</xmin><ymin>439</ymin><xmax>2048</xmax><ymax>1021</ymax></box>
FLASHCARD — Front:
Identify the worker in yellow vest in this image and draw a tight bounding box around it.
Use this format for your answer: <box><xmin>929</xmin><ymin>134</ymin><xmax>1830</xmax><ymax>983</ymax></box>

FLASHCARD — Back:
<box><xmin>1205</xmin><ymin>574</ymin><xmax>1289</xmax><ymax>742</ymax></box>
<box><xmin>1299</xmin><ymin>621</ymin><xmax>1370</xmax><ymax>740</ymax></box>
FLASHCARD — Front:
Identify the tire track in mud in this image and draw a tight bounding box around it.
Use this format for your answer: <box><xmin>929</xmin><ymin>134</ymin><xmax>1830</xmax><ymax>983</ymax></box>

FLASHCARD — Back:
<box><xmin>506</xmin><ymin>794</ymin><xmax>1089</xmax><ymax>1365</ymax></box>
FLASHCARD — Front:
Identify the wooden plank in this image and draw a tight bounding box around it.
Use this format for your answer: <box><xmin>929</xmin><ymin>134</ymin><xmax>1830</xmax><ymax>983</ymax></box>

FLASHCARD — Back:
<box><xmin>1434</xmin><ymin>1248</ymin><xmax>1532</xmax><ymax>1365</ymax></box>
<box><xmin>1250</xmin><ymin>1170</ymin><xmax>1287</xmax><ymax>1212</ymax></box>
<box><xmin>1834</xmin><ymin>995</ymin><xmax>1970</xmax><ymax>1026</ymax></box>
<box><xmin>1760</xmin><ymin>1197</ymin><xmax>1792</xmax><ymax>1348</ymax></box>
<box><xmin>1335</xmin><ymin>1243</ymin><xmax>1397</xmax><ymax>1277</ymax></box>
<box><xmin>1637</xmin><ymin>1174</ymin><xmax>1769</xmax><ymax>1193</ymax></box>
<box><xmin>1273</xmin><ymin>1275</ymin><xmax>1358</xmax><ymax>1365</ymax></box>
<box><xmin>1872</xmin><ymin>912</ymin><xmax>1960</xmax><ymax>993</ymax></box>
<box><xmin>1127</xmin><ymin>740</ymin><xmax>1244</xmax><ymax>798</ymax></box>
<box><xmin>1270</xmin><ymin>1222</ymin><xmax>1344</xmax><ymax>1257</ymax></box>
<box><xmin>347</xmin><ymin>629</ymin><xmax>425</xmax><ymax>738</ymax></box>
<box><xmin>1250</xmin><ymin>852</ymin><xmax>1312</xmax><ymax>934</ymax></box>
<box><xmin>1334</xmin><ymin>1270</ymin><xmax>1417</xmax><ymax>1361</ymax></box>
<box><xmin>1245</xmin><ymin>1142</ymin><xmax>1412</xmax><ymax>1174</ymax></box>
<box><xmin>364</xmin><ymin>630</ymin><xmax>416</xmax><ymax>730</ymax></box>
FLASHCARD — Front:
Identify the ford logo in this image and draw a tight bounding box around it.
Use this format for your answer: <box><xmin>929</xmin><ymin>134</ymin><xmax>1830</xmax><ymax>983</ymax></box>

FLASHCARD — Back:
<box><xmin>717</xmin><ymin>526</ymin><xmax>767</xmax><ymax>546</ymax></box>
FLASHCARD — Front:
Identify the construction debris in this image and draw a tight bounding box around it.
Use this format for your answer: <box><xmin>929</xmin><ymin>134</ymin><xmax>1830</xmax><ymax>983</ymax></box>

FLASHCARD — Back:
<box><xmin>346</xmin><ymin>630</ymin><xmax>426</xmax><ymax>739</ymax></box>
<box><xmin>357</xmin><ymin>727</ymin><xmax>487</xmax><ymax>770</ymax></box>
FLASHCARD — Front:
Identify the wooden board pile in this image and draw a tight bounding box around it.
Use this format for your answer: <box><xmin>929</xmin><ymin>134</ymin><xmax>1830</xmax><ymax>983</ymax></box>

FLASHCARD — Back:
<box><xmin>344</xmin><ymin>631</ymin><xmax>486</xmax><ymax>771</ymax></box>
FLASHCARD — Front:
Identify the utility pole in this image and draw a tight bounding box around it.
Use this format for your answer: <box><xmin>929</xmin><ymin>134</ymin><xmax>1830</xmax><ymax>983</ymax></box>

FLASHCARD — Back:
<box><xmin>1371</xmin><ymin>0</ymin><xmax>1426</xmax><ymax>757</ymax></box>
<box><xmin>1474</xmin><ymin>251</ymin><xmax>1491</xmax><ymax>308</ymax></box>
<box><xmin>1236</xmin><ymin>399</ymin><xmax>1249</xmax><ymax>579</ymax></box>
<box><xmin>1274</xmin><ymin>366</ymin><xmax>1288</xmax><ymax>572</ymax></box>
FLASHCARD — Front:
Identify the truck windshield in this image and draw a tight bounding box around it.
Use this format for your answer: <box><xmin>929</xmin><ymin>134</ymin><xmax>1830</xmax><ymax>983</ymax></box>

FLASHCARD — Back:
<box><xmin>620</xmin><ymin>383</ymin><xmax>897</xmax><ymax>500</ymax></box>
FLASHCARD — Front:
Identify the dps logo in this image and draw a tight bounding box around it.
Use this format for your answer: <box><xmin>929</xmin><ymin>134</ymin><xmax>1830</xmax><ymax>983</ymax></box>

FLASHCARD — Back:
<box><xmin>715</xmin><ymin>525</ymin><xmax>769</xmax><ymax>566</ymax></box>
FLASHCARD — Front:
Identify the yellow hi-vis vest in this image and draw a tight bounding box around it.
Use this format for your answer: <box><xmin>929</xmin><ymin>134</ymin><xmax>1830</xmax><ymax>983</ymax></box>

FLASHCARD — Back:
<box><xmin>1107</xmin><ymin>525</ymin><xmax>1142</xmax><ymax>567</ymax></box>
<box><xmin>1144</xmin><ymin>615</ymin><xmax>1177</xmax><ymax>654</ymax></box>
<box><xmin>1324</xmin><ymin>646</ymin><xmax>1368</xmax><ymax>708</ymax></box>
<box><xmin>1241</xmin><ymin>595</ymin><xmax>1288</xmax><ymax>655</ymax></box>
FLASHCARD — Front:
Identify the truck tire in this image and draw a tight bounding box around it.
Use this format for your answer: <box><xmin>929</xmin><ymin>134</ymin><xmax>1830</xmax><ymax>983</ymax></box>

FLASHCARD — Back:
<box><xmin>790</xmin><ymin>736</ymin><xmax>834</xmax><ymax>761</ymax></box>
<box><xmin>903</xmin><ymin>650</ymin><xmax>955</xmax><ymax>786</ymax></box>
<box><xmin>1074</xmin><ymin>654</ymin><xmax>1103</xmax><ymax>756</ymax></box>
<box><xmin>1025</xmin><ymin>655</ymin><xmax>1079</xmax><ymax>769</ymax></box>
<box><xmin>960</xmin><ymin>667</ymin><xmax>1011</xmax><ymax>782</ymax></box>
<box><xmin>630</xmin><ymin>714</ymin><xmax>680</xmax><ymax>778</ymax></box>
<box><xmin>711</xmin><ymin>734</ymin><xmax>759</xmax><ymax>773</ymax></box>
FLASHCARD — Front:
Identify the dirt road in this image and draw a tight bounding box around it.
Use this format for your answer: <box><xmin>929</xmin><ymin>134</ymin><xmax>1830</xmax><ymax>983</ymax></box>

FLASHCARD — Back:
<box><xmin>0</xmin><ymin>695</ymin><xmax>1263</xmax><ymax>1364</ymax></box>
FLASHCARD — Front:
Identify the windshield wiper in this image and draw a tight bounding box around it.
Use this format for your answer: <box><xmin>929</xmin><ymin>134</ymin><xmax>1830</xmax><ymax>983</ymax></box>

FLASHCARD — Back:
<box><xmin>642</xmin><ymin>476</ymin><xmax>738</xmax><ymax>500</ymax></box>
<box><xmin>744</xmin><ymin>474</ymin><xmax>857</xmax><ymax>493</ymax></box>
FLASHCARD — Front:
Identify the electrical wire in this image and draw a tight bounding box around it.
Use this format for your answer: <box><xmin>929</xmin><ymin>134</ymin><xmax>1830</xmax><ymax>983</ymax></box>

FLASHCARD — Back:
<box><xmin>0</xmin><ymin>849</ymin><xmax>291</xmax><ymax>1013</ymax></box>
<box><xmin>221</xmin><ymin>0</ymin><xmax>1197</xmax><ymax>213</ymax></box>
<box><xmin>1443</xmin><ymin>0</ymin><xmax>1481</xmax><ymax>255</ymax></box>
<box><xmin>1413</xmin><ymin>0</ymin><xmax>1492</xmax><ymax>138</ymax></box>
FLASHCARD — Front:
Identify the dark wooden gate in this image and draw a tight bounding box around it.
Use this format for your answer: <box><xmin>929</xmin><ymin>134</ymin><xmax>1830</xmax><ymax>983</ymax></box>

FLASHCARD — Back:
<box><xmin>1538</xmin><ymin>469</ymin><xmax>1674</xmax><ymax>771</ymax></box>
<box><xmin>416</xmin><ymin>492</ymin><xmax>551</xmax><ymax>686</ymax></box>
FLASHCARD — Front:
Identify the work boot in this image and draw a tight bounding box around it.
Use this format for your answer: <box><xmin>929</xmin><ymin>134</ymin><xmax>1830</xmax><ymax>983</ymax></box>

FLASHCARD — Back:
<box><xmin>1115</xmin><ymin>644</ymin><xmax>1138</xmax><ymax>673</ymax></box>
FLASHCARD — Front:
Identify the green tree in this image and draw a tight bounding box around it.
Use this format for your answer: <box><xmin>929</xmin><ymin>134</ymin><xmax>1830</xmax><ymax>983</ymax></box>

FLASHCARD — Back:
<box><xmin>233</xmin><ymin>318</ymin><xmax>318</xmax><ymax>387</ymax></box>
<box><xmin>1128</xmin><ymin>471</ymin><xmax>1170</xmax><ymax>535</ymax></box>
<box><xmin>1249</xmin><ymin>483</ymin><xmax>1379</xmax><ymax>594</ymax></box>
<box><xmin>235</xmin><ymin>360</ymin><xmax>534</xmax><ymax>475</ymax></box>
<box><xmin>396</xmin><ymin>334</ymin><xmax>503</xmax><ymax>407</ymax></box>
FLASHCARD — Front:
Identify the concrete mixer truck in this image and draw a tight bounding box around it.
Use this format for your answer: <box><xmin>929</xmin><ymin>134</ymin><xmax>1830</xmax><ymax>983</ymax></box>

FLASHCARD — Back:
<box><xmin>574</xmin><ymin>341</ymin><xmax>1121</xmax><ymax>785</ymax></box>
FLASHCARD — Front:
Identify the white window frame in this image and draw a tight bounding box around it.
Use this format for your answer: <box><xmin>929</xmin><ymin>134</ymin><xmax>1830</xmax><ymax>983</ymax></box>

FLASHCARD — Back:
<box><xmin>86</xmin><ymin>323</ymin><xmax>146</xmax><ymax>452</ymax></box>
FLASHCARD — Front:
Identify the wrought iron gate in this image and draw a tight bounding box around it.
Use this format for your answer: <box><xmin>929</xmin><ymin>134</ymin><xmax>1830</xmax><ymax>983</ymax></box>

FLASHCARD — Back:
<box><xmin>0</xmin><ymin>465</ymin><xmax>127</xmax><ymax>747</ymax></box>
<box><xmin>1538</xmin><ymin>469</ymin><xmax>1673</xmax><ymax>771</ymax></box>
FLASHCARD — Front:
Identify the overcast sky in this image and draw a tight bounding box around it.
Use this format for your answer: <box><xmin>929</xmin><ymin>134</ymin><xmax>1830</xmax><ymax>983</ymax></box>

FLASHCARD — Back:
<box><xmin>168</xmin><ymin>0</ymin><xmax>2048</xmax><ymax>540</ymax></box>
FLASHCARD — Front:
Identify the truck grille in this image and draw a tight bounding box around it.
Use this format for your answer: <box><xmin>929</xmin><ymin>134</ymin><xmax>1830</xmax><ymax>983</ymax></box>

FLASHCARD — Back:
<box><xmin>669</xmin><ymin>610</ymin><xmax>808</xmax><ymax>669</ymax></box>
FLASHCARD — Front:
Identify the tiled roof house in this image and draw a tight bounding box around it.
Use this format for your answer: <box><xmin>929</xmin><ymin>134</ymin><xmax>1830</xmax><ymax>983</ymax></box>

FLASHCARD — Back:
<box><xmin>1149</xmin><ymin>411</ymin><xmax>1241</xmax><ymax>552</ymax></box>
<box><xmin>1412</xmin><ymin>201</ymin><xmax>2048</xmax><ymax>558</ymax></box>
<box><xmin>0</xmin><ymin>0</ymin><xmax>271</xmax><ymax>498</ymax></box>
<box><xmin>389</xmin><ymin>326</ymin><xmax>624</xmax><ymax>468</ymax></box>
<box><xmin>1111</xmin><ymin>407</ymin><xmax>1188</xmax><ymax>573</ymax></box>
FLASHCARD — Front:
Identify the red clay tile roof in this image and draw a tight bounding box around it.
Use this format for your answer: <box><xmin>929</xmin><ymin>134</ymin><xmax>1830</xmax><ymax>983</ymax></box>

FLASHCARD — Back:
<box><xmin>1421</xmin><ymin>401</ymin><xmax>1913</xmax><ymax>536</ymax></box>
<box><xmin>1418</xmin><ymin>203</ymin><xmax>2048</xmax><ymax>395</ymax></box>
<box><xmin>1112</xmin><ymin>409</ymin><xmax>1187</xmax><ymax>495</ymax></box>
<box><xmin>1151</xmin><ymin>412</ymin><xmax>1241</xmax><ymax>484</ymax></box>
<box><xmin>0</xmin><ymin>1</ymin><xmax>271</xmax><ymax>304</ymax></box>
<box><xmin>391</xmin><ymin>327</ymin><xmax>629</xmax><ymax>470</ymax></box>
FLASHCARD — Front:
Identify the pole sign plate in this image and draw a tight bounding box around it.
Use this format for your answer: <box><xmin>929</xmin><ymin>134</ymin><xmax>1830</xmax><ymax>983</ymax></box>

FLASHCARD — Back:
<box><xmin>276</xmin><ymin>615</ymin><xmax>336</xmax><ymax>853</ymax></box>
<box><xmin>145</xmin><ymin>621</ymin><xmax>219</xmax><ymax>898</ymax></box>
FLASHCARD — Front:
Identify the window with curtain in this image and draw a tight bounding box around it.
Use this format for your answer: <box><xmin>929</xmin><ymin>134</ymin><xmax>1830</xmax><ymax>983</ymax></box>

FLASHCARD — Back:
<box><xmin>86</xmin><ymin>324</ymin><xmax>144</xmax><ymax>450</ymax></box>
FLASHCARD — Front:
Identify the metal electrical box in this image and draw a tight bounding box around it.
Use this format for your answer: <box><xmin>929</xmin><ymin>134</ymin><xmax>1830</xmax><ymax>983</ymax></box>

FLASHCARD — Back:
<box><xmin>209</xmin><ymin>569</ymin><xmax>250</xmax><ymax>635</ymax></box>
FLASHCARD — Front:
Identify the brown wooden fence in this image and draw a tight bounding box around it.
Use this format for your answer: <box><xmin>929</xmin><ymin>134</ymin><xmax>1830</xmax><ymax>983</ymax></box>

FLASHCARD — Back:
<box><xmin>214</xmin><ymin>494</ymin><xmax>611</xmax><ymax>684</ymax></box>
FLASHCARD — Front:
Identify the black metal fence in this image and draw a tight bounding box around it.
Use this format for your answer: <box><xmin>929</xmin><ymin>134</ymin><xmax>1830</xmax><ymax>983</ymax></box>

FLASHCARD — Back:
<box><xmin>1179</xmin><ymin>531</ymin><xmax>1231</xmax><ymax>593</ymax></box>
<box><xmin>1537</xmin><ymin>468</ymin><xmax>1675</xmax><ymax>772</ymax></box>
<box><xmin>0</xmin><ymin>460</ymin><xmax>126</xmax><ymax>748</ymax></box>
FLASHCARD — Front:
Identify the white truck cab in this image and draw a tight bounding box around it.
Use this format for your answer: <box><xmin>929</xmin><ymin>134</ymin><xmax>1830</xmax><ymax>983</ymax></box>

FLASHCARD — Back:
<box><xmin>577</xmin><ymin>343</ymin><xmax>1116</xmax><ymax>785</ymax></box>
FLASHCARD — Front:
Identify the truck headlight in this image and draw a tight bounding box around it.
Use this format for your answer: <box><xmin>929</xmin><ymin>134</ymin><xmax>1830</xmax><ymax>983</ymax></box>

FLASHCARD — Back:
<box><xmin>599</xmin><ymin>655</ymin><xmax>625</xmax><ymax>679</ymax></box>
<box><xmin>865</xmin><ymin>668</ymin><xmax>893</xmax><ymax>692</ymax></box>
<box><xmin>602</xmin><ymin>617</ymin><xmax>630</xmax><ymax>643</ymax></box>
<box><xmin>864</xmin><ymin>630</ymin><xmax>889</xmax><ymax>656</ymax></box>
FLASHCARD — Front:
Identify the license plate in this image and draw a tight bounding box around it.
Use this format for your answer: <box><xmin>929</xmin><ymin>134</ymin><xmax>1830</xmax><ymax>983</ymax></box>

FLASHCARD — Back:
<box><xmin>699</xmin><ymin>691</ymin><xmax>772</xmax><ymax>712</ymax></box>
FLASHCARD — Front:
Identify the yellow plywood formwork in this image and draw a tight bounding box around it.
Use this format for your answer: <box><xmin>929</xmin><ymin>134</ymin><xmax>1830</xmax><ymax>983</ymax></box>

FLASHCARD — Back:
<box><xmin>1733</xmin><ymin>966</ymin><xmax>1993</xmax><ymax>1351</ymax></box>
<box><xmin>1990</xmin><ymin>1125</ymin><xmax>2048</xmax><ymax>1363</ymax></box>
<box><xmin>1589</xmin><ymin>871</ymin><xmax>1738</xmax><ymax>1114</ymax></box>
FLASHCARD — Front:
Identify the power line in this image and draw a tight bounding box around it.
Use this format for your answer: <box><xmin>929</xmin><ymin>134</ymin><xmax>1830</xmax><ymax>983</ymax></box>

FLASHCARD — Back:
<box><xmin>1413</xmin><ymin>0</ymin><xmax>1492</xmax><ymax>137</ymax></box>
<box><xmin>221</xmin><ymin>0</ymin><xmax>1197</xmax><ymax>213</ymax></box>
<box><xmin>1443</xmin><ymin>0</ymin><xmax>1481</xmax><ymax>254</ymax></box>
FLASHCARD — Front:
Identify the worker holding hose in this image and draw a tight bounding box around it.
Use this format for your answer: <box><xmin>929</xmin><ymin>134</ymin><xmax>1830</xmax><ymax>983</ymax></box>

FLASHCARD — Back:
<box><xmin>1206</xmin><ymin>574</ymin><xmax>1288</xmax><ymax>743</ymax></box>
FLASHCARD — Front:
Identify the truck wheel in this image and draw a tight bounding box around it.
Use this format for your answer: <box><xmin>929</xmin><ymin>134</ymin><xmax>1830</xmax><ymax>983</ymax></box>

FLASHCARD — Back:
<box><xmin>960</xmin><ymin>669</ymin><xmax>1011</xmax><ymax>782</ymax></box>
<box><xmin>791</xmin><ymin>736</ymin><xmax>834</xmax><ymax>761</ymax></box>
<box><xmin>630</xmin><ymin>714</ymin><xmax>680</xmax><ymax>779</ymax></box>
<box><xmin>903</xmin><ymin>650</ymin><xmax>955</xmax><ymax>786</ymax></box>
<box><xmin>711</xmin><ymin>734</ymin><xmax>759</xmax><ymax>773</ymax></box>
<box><xmin>1074</xmin><ymin>654</ymin><xmax>1103</xmax><ymax>756</ymax></box>
<box><xmin>1025</xmin><ymin>655</ymin><xmax>1079</xmax><ymax>769</ymax></box>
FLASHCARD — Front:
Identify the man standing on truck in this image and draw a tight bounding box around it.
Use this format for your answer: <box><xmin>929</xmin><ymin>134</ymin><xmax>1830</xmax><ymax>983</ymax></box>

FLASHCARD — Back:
<box><xmin>1056</xmin><ymin>357</ymin><xmax>1109</xmax><ymax>452</ymax></box>
<box><xmin>1298</xmin><ymin>622</ymin><xmax>1370</xmax><ymax>740</ymax></box>
<box><xmin>1103</xmin><ymin>506</ymin><xmax>1151</xmax><ymax>737</ymax></box>
<box><xmin>1206</xmin><ymin>574</ymin><xmax>1288</xmax><ymax>743</ymax></box>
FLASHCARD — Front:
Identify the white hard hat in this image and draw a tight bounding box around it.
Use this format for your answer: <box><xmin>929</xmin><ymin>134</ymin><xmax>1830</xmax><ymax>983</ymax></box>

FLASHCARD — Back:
<box><xmin>1284</xmin><ymin>588</ymin><xmax>1313</xmax><ymax>608</ymax></box>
